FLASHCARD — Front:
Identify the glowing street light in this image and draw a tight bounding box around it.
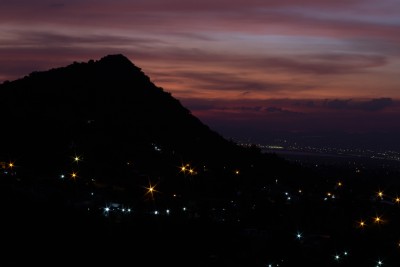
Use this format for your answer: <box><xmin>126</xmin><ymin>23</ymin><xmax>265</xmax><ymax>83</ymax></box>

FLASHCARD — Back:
<box><xmin>374</xmin><ymin>216</ymin><xmax>383</xmax><ymax>224</ymax></box>
<box><xmin>71</xmin><ymin>171</ymin><xmax>78</xmax><ymax>180</ymax></box>
<box><xmin>144</xmin><ymin>181</ymin><xmax>159</xmax><ymax>199</ymax></box>
<box><xmin>296</xmin><ymin>232</ymin><xmax>303</xmax><ymax>240</ymax></box>
<box><xmin>72</xmin><ymin>154</ymin><xmax>82</xmax><ymax>163</ymax></box>
<box><xmin>179</xmin><ymin>163</ymin><xmax>190</xmax><ymax>173</ymax></box>
<box><xmin>188</xmin><ymin>168</ymin><xmax>197</xmax><ymax>175</ymax></box>
<box><xmin>357</xmin><ymin>219</ymin><xmax>366</xmax><ymax>228</ymax></box>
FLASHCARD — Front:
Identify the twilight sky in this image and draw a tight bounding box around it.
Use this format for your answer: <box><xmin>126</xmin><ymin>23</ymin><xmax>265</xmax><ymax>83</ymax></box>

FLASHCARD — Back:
<box><xmin>1</xmin><ymin>0</ymin><xmax>399</xmax><ymax>146</ymax></box>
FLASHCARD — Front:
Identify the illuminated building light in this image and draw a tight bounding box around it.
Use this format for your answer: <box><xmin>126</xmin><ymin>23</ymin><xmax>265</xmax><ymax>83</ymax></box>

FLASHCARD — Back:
<box><xmin>70</xmin><ymin>172</ymin><xmax>78</xmax><ymax>179</ymax></box>
<box><xmin>357</xmin><ymin>220</ymin><xmax>366</xmax><ymax>228</ymax></box>
<box><xmin>374</xmin><ymin>216</ymin><xmax>383</xmax><ymax>224</ymax></box>
<box><xmin>179</xmin><ymin>163</ymin><xmax>190</xmax><ymax>173</ymax></box>
<box><xmin>296</xmin><ymin>232</ymin><xmax>302</xmax><ymax>240</ymax></box>
<box><xmin>144</xmin><ymin>181</ymin><xmax>159</xmax><ymax>199</ymax></box>
<box><xmin>73</xmin><ymin>154</ymin><xmax>82</xmax><ymax>163</ymax></box>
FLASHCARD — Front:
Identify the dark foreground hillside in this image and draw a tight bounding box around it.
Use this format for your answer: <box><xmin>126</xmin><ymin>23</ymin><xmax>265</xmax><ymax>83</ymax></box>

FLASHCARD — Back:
<box><xmin>1</xmin><ymin>55</ymin><xmax>400</xmax><ymax>266</ymax></box>
<box><xmin>0</xmin><ymin>54</ymin><xmax>282</xmax><ymax>183</ymax></box>
<box><xmin>2</xmin><ymin>157</ymin><xmax>400</xmax><ymax>267</ymax></box>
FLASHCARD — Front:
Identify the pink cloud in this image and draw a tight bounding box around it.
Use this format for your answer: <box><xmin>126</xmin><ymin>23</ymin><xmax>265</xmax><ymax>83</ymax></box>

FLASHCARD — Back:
<box><xmin>1</xmin><ymin>0</ymin><xmax>399</xmax><ymax>137</ymax></box>
<box><xmin>1</xmin><ymin>0</ymin><xmax>399</xmax><ymax>41</ymax></box>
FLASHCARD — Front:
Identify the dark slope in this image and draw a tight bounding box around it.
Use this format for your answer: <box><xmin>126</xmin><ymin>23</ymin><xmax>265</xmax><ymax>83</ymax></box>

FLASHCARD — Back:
<box><xmin>4</xmin><ymin>56</ymin><xmax>396</xmax><ymax>267</ymax></box>
<box><xmin>0</xmin><ymin>54</ymin><xmax>290</xmax><ymax>184</ymax></box>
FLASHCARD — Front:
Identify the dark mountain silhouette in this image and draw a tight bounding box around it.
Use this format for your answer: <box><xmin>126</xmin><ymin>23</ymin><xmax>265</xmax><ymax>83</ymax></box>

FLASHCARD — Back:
<box><xmin>3</xmin><ymin>55</ymin><xmax>397</xmax><ymax>267</ymax></box>
<box><xmin>0</xmin><ymin>54</ymin><xmax>292</xmax><ymax>188</ymax></box>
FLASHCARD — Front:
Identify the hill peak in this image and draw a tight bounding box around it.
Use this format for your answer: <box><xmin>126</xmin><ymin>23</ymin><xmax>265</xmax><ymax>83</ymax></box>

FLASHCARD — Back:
<box><xmin>0</xmin><ymin>54</ymin><xmax>261</xmax><ymax>180</ymax></box>
<box><xmin>97</xmin><ymin>54</ymin><xmax>137</xmax><ymax>67</ymax></box>
<box><xmin>100</xmin><ymin>53</ymin><xmax>129</xmax><ymax>61</ymax></box>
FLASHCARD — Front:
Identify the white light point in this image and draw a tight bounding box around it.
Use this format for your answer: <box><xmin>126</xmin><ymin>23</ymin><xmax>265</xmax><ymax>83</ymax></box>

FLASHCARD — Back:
<box><xmin>296</xmin><ymin>232</ymin><xmax>302</xmax><ymax>240</ymax></box>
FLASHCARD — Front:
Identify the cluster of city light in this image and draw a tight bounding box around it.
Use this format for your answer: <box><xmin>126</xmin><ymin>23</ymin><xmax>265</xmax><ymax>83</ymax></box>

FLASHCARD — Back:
<box><xmin>285</xmin><ymin>181</ymin><xmax>400</xmax><ymax>264</ymax></box>
<box><xmin>373</xmin><ymin>190</ymin><xmax>400</xmax><ymax>206</ymax></box>
<box><xmin>321</xmin><ymin>180</ymin><xmax>344</xmax><ymax>201</ymax></box>
<box><xmin>102</xmin><ymin>203</ymin><xmax>132</xmax><ymax>217</ymax></box>
<box><xmin>333</xmin><ymin>250</ymin><xmax>349</xmax><ymax>262</ymax></box>
<box><xmin>266</xmin><ymin>260</ymin><xmax>284</xmax><ymax>267</ymax></box>
<box><xmin>59</xmin><ymin>153</ymin><xmax>84</xmax><ymax>181</ymax></box>
<box><xmin>356</xmin><ymin>215</ymin><xmax>386</xmax><ymax>228</ymax></box>
<box><xmin>284</xmin><ymin>191</ymin><xmax>292</xmax><ymax>201</ymax></box>
<box><xmin>1</xmin><ymin>160</ymin><xmax>16</xmax><ymax>171</ymax></box>
<box><xmin>179</xmin><ymin>164</ymin><xmax>197</xmax><ymax>175</ymax></box>
<box><xmin>153</xmin><ymin>209</ymin><xmax>172</xmax><ymax>216</ymax></box>
<box><xmin>324</xmin><ymin>191</ymin><xmax>336</xmax><ymax>201</ymax></box>
<box><xmin>179</xmin><ymin>163</ymin><xmax>197</xmax><ymax>176</ymax></box>
<box><xmin>11</xmin><ymin>148</ymin><xmax>398</xmax><ymax>265</ymax></box>
<box><xmin>0</xmin><ymin>160</ymin><xmax>17</xmax><ymax>175</ymax></box>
